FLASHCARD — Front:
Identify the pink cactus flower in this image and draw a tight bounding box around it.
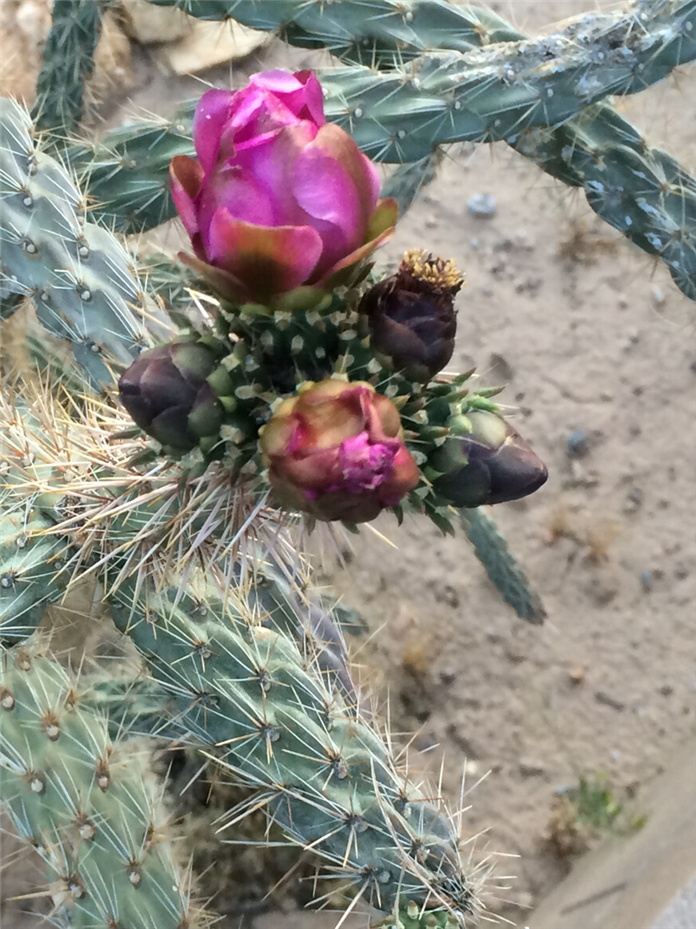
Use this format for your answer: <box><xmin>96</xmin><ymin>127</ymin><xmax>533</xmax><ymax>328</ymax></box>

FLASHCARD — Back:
<box><xmin>170</xmin><ymin>69</ymin><xmax>398</xmax><ymax>303</ymax></box>
<box><xmin>259</xmin><ymin>379</ymin><xmax>420</xmax><ymax>523</ymax></box>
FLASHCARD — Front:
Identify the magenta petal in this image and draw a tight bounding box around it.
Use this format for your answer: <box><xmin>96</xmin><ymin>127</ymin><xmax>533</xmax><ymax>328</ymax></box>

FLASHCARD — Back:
<box><xmin>359</xmin><ymin>151</ymin><xmax>381</xmax><ymax>212</ymax></box>
<box><xmin>193</xmin><ymin>89</ymin><xmax>234</xmax><ymax>175</ymax></box>
<box><xmin>198</xmin><ymin>165</ymin><xmax>275</xmax><ymax>243</ymax></box>
<box><xmin>207</xmin><ymin>209</ymin><xmax>323</xmax><ymax>300</ymax></box>
<box><xmin>294</xmin><ymin>146</ymin><xmax>360</xmax><ymax>243</ymax></box>
<box><xmin>251</xmin><ymin>69</ymin><xmax>305</xmax><ymax>93</ymax></box>
<box><xmin>169</xmin><ymin>155</ymin><xmax>204</xmax><ymax>240</ymax></box>
<box><xmin>293</xmin><ymin>71</ymin><xmax>325</xmax><ymax>126</ymax></box>
<box><xmin>251</xmin><ymin>69</ymin><xmax>325</xmax><ymax>127</ymax></box>
<box><xmin>233</xmin><ymin>124</ymin><xmax>316</xmax><ymax>226</ymax></box>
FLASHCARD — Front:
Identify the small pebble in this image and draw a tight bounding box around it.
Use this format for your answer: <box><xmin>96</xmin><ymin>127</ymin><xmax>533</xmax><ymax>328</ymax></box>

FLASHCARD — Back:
<box><xmin>618</xmin><ymin>295</ymin><xmax>629</xmax><ymax>309</ymax></box>
<box><xmin>415</xmin><ymin>734</ymin><xmax>437</xmax><ymax>753</ymax></box>
<box><xmin>519</xmin><ymin>758</ymin><xmax>546</xmax><ymax>777</ymax></box>
<box><xmin>440</xmin><ymin>667</ymin><xmax>456</xmax><ymax>685</ymax></box>
<box><xmin>640</xmin><ymin>570</ymin><xmax>653</xmax><ymax>592</ymax></box>
<box><xmin>569</xmin><ymin>666</ymin><xmax>585</xmax><ymax>685</ymax></box>
<box><xmin>467</xmin><ymin>193</ymin><xmax>496</xmax><ymax>218</ymax></box>
<box><xmin>651</xmin><ymin>284</ymin><xmax>665</xmax><ymax>307</ymax></box>
<box><xmin>658</xmin><ymin>684</ymin><xmax>673</xmax><ymax>697</ymax></box>
<box><xmin>470</xmin><ymin>237</ymin><xmax>479</xmax><ymax>248</ymax></box>
<box><xmin>567</xmin><ymin>429</ymin><xmax>588</xmax><ymax>458</ymax></box>
<box><xmin>624</xmin><ymin>488</ymin><xmax>643</xmax><ymax>514</ymax></box>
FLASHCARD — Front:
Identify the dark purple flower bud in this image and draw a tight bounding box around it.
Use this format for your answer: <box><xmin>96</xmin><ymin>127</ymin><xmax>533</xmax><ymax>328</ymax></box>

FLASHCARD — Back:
<box><xmin>119</xmin><ymin>342</ymin><xmax>223</xmax><ymax>452</ymax></box>
<box><xmin>431</xmin><ymin>411</ymin><xmax>548</xmax><ymax>507</ymax></box>
<box><xmin>359</xmin><ymin>249</ymin><xmax>463</xmax><ymax>382</ymax></box>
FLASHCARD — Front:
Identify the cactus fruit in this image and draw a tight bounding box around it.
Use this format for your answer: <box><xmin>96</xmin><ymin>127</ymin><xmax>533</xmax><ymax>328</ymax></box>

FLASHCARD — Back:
<box><xmin>0</xmin><ymin>98</ymin><xmax>162</xmax><ymax>388</ymax></box>
<box><xmin>0</xmin><ymin>643</ymin><xmax>205</xmax><ymax>928</ymax></box>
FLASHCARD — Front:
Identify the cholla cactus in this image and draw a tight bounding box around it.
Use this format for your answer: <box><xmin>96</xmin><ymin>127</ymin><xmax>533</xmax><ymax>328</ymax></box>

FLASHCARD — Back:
<box><xmin>1</xmin><ymin>1</ymin><xmax>693</xmax><ymax>927</ymax></box>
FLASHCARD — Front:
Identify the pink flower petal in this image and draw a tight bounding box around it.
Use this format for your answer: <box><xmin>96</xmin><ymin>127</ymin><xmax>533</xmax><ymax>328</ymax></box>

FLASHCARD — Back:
<box><xmin>298</xmin><ymin>125</ymin><xmax>380</xmax><ymax>231</ymax></box>
<box><xmin>198</xmin><ymin>165</ymin><xmax>275</xmax><ymax>244</ymax></box>
<box><xmin>232</xmin><ymin>123</ymin><xmax>317</xmax><ymax>227</ymax></box>
<box><xmin>206</xmin><ymin>209</ymin><xmax>323</xmax><ymax>300</ymax></box>
<box><xmin>294</xmin><ymin>137</ymin><xmax>360</xmax><ymax>247</ymax></box>
<box><xmin>169</xmin><ymin>156</ymin><xmax>205</xmax><ymax>257</ymax></box>
<box><xmin>177</xmin><ymin>251</ymin><xmax>250</xmax><ymax>304</ymax></box>
<box><xmin>316</xmin><ymin>200</ymin><xmax>398</xmax><ymax>286</ymax></box>
<box><xmin>193</xmin><ymin>90</ymin><xmax>234</xmax><ymax>176</ymax></box>
<box><xmin>250</xmin><ymin>69</ymin><xmax>325</xmax><ymax>126</ymax></box>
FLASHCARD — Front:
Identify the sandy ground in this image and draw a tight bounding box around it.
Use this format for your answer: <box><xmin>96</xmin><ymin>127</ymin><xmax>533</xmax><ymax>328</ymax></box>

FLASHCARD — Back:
<box><xmin>1</xmin><ymin>2</ymin><xmax>695</xmax><ymax>927</ymax></box>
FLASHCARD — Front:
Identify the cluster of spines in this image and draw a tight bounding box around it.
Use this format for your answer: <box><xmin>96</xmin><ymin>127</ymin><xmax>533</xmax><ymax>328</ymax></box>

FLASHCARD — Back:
<box><xmin>0</xmin><ymin>643</ymin><xmax>205</xmax><ymax>928</ymax></box>
<box><xmin>0</xmin><ymin>503</ymin><xmax>69</xmax><ymax>645</ymax></box>
<box><xmin>513</xmin><ymin>101</ymin><xmax>696</xmax><ymax>299</ymax></box>
<box><xmin>319</xmin><ymin>0</ymin><xmax>696</xmax><ymax>163</ymax></box>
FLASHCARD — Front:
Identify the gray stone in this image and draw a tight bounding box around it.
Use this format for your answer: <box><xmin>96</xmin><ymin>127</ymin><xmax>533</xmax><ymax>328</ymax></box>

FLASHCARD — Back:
<box><xmin>467</xmin><ymin>192</ymin><xmax>496</xmax><ymax>217</ymax></box>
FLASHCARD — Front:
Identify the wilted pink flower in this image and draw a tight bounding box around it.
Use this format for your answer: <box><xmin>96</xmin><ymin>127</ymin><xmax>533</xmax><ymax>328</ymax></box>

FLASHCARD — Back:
<box><xmin>259</xmin><ymin>379</ymin><xmax>420</xmax><ymax>523</ymax></box>
<box><xmin>170</xmin><ymin>69</ymin><xmax>397</xmax><ymax>303</ymax></box>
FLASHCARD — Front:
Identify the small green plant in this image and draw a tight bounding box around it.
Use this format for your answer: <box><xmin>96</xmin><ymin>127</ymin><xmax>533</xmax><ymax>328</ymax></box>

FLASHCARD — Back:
<box><xmin>1</xmin><ymin>2</ymin><xmax>693</xmax><ymax>927</ymax></box>
<box><xmin>548</xmin><ymin>774</ymin><xmax>646</xmax><ymax>858</ymax></box>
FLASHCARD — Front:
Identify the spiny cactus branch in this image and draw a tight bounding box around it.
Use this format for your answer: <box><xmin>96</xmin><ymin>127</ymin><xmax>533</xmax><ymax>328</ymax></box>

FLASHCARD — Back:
<box><xmin>320</xmin><ymin>0</ymin><xmax>696</xmax><ymax>162</ymax></box>
<box><xmin>146</xmin><ymin>0</ymin><xmax>523</xmax><ymax>63</ymax></box>
<box><xmin>514</xmin><ymin>101</ymin><xmax>696</xmax><ymax>300</ymax></box>
<box><xmin>107</xmin><ymin>568</ymin><xmax>483</xmax><ymax>921</ymax></box>
<box><xmin>461</xmin><ymin>508</ymin><xmax>546</xmax><ymax>625</ymax></box>
<box><xmin>32</xmin><ymin>0</ymin><xmax>105</xmax><ymax>144</ymax></box>
<box><xmin>0</xmin><ymin>99</ymin><xmax>169</xmax><ymax>387</ymax></box>
<box><xmin>66</xmin><ymin>102</ymin><xmax>197</xmax><ymax>234</ymax></box>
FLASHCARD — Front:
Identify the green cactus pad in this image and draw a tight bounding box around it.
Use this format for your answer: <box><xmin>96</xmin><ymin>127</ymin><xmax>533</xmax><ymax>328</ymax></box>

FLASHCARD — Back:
<box><xmin>0</xmin><ymin>99</ymin><xmax>166</xmax><ymax>388</ymax></box>
<box><xmin>0</xmin><ymin>506</ymin><xmax>68</xmax><ymax>644</ymax></box>
<box><xmin>0</xmin><ymin>644</ymin><xmax>205</xmax><ymax>928</ymax></box>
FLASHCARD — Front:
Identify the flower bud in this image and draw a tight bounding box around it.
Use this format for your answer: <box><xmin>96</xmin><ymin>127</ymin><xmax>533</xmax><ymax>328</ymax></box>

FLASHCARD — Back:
<box><xmin>259</xmin><ymin>379</ymin><xmax>419</xmax><ymax>523</ymax></box>
<box><xmin>119</xmin><ymin>342</ymin><xmax>223</xmax><ymax>451</ymax></box>
<box><xmin>170</xmin><ymin>69</ymin><xmax>397</xmax><ymax>303</ymax></box>
<box><xmin>360</xmin><ymin>249</ymin><xmax>462</xmax><ymax>382</ymax></box>
<box><xmin>431</xmin><ymin>411</ymin><xmax>547</xmax><ymax>507</ymax></box>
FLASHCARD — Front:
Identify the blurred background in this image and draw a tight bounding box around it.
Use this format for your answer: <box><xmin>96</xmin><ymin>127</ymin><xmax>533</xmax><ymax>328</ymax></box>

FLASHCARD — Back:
<box><xmin>1</xmin><ymin>1</ymin><xmax>694</xmax><ymax>927</ymax></box>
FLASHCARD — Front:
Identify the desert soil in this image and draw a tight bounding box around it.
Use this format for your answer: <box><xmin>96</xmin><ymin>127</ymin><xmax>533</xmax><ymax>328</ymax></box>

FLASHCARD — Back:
<box><xmin>1</xmin><ymin>1</ymin><xmax>695</xmax><ymax>927</ymax></box>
